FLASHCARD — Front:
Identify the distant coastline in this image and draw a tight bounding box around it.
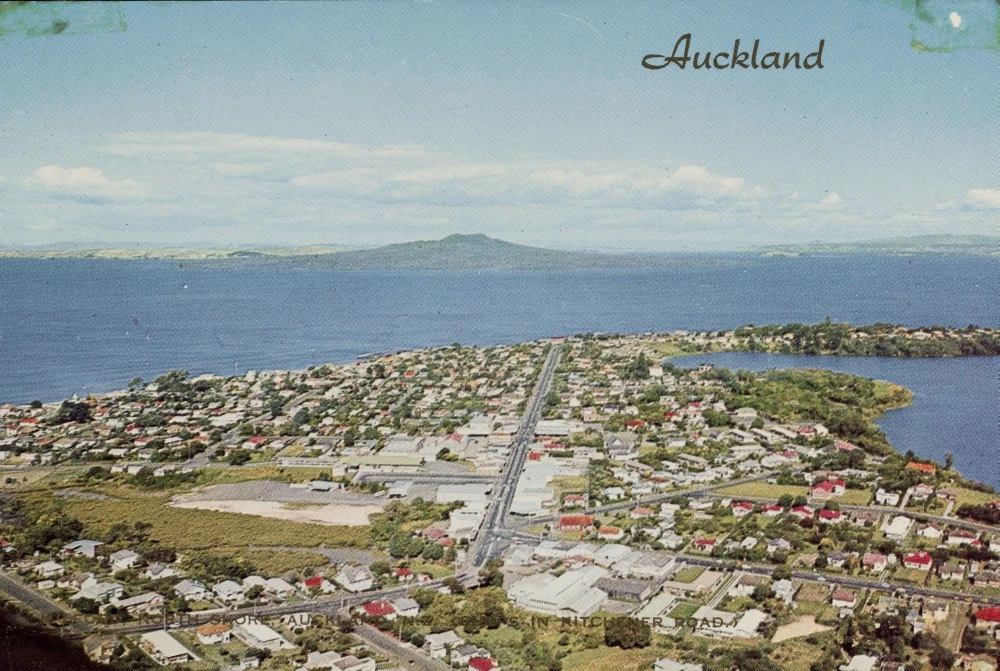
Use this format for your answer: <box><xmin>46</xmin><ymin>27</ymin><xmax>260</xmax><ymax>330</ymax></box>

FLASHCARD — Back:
<box><xmin>1</xmin><ymin>233</ymin><xmax>996</xmax><ymax>269</ymax></box>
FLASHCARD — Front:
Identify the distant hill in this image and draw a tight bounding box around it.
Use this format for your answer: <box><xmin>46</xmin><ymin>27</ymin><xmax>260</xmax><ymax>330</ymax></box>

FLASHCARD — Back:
<box><xmin>759</xmin><ymin>234</ymin><xmax>1000</xmax><ymax>256</ymax></box>
<box><xmin>199</xmin><ymin>234</ymin><xmax>683</xmax><ymax>270</ymax></box>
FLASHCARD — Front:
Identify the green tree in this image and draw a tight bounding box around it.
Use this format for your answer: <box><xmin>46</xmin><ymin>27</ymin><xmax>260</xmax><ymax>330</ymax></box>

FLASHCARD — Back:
<box><xmin>604</xmin><ymin>617</ymin><xmax>652</xmax><ymax>649</ymax></box>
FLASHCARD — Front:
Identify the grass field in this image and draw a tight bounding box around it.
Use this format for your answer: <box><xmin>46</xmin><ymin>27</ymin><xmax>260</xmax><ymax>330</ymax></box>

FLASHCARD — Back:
<box><xmin>220</xmin><ymin>548</ymin><xmax>330</xmax><ymax>575</ymax></box>
<box><xmin>200</xmin><ymin>465</ymin><xmax>334</xmax><ymax>485</ymax></box>
<box><xmin>769</xmin><ymin>638</ymin><xmax>831</xmax><ymax>671</ymax></box>
<box><xmin>667</xmin><ymin>601</ymin><xmax>699</xmax><ymax>620</ymax></box>
<box><xmin>717</xmin><ymin>482</ymin><xmax>871</xmax><ymax>506</ymax></box>
<box><xmin>41</xmin><ymin>490</ymin><xmax>369</xmax><ymax>551</ymax></box>
<box><xmin>549</xmin><ymin>476</ymin><xmax>588</xmax><ymax>499</ymax></box>
<box><xmin>952</xmin><ymin>486</ymin><xmax>996</xmax><ymax>508</ymax></box>
<box><xmin>717</xmin><ymin>483</ymin><xmax>809</xmax><ymax>499</ymax></box>
<box><xmin>0</xmin><ymin>468</ymin><xmax>56</xmax><ymax>490</ymax></box>
<box><xmin>561</xmin><ymin>645</ymin><xmax>663</xmax><ymax>671</ymax></box>
<box><xmin>672</xmin><ymin>567</ymin><xmax>705</xmax><ymax>584</ymax></box>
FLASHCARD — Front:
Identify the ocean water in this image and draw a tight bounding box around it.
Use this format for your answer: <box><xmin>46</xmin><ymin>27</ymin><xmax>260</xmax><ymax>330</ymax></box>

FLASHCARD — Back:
<box><xmin>669</xmin><ymin>353</ymin><xmax>999</xmax><ymax>487</ymax></box>
<box><xmin>0</xmin><ymin>254</ymin><xmax>996</xmax><ymax>481</ymax></box>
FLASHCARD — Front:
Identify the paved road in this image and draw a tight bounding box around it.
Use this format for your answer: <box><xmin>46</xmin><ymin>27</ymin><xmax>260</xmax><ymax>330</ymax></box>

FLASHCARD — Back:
<box><xmin>0</xmin><ymin>571</ymin><xmax>68</xmax><ymax>618</ymax></box>
<box><xmin>354</xmin><ymin>622</ymin><xmax>451</xmax><ymax>671</ymax></box>
<box><xmin>468</xmin><ymin>345</ymin><xmax>562</xmax><ymax>568</ymax></box>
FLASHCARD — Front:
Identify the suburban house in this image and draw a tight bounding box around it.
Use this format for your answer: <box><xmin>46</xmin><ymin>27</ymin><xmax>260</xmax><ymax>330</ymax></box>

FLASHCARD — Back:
<box><xmin>34</xmin><ymin>560</ymin><xmax>65</xmax><ymax>578</ymax></box>
<box><xmin>109</xmin><ymin>591</ymin><xmax>164</xmax><ymax>616</ymax></box>
<box><xmin>145</xmin><ymin>563</ymin><xmax>178</xmax><ymax>580</ymax></box>
<box><xmin>598</xmin><ymin>526</ymin><xmax>625</xmax><ymax>541</ymax></box>
<box><xmin>62</xmin><ymin>539</ymin><xmax>103</xmax><ymax>558</ymax></box>
<box><xmin>809</xmin><ymin>479</ymin><xmax>846</xmax><ymax>499</ymax></box>
<box><xmin>818</xmin><ymin>509</ymin><xmax>844</xmax><ymax>524</ymax></box>
<box><xmin>469</xmin><ymin>657</ymin><xmax>498</xmax><ymax>671</ymax></box>
<box><xmin>425</xmin><ymin>630</ymin><xmax>464</xmax><ymax>660</ymax></box>
<box><xmin>905</xmin><ymin>462</ymin><xmax>936</xmax><ymax>476</ymax></box>
<box><xmin>213</xmin><ymin>579</ymin><xmax>246</xmax><ymax>602</ymax></box>
<box><xmin>332</xmin><ymin>655</ymin><xmax>378</xmax><ymax>671</ymax></box>
<box><xmin>790</xmin><ymin>505</ymin><xmax>814</xmax><ymax>520</ymax></box>
<box><xmin>335</xmin><ymin>564</ymin><xmax>375</xmax><ymax>592</ymax></box>
<box><xmin>917</xmin><ymin>524</ymin><xmax>943</xmax><ymax>540</ymax></box>
<box><xmin>939</xmin><ymin>562</ymin><xmax>966</xmax><ymax>582</ymax></box>
<box><xmin>831</xmin><ymin>589</ymin><xmax>858</xmax><ymax>609</ymax></box>
<box><xmin>903</xmin><ymin>552</ymin><xmax>933</xmax><ymax>571</ymax></box>
<box><xmin>109</xmin><ymin>549</ymin><xmax>140</xmax><ymax>572</ymax></box>
<box><xmin>973</xmin><ymin>607</ymin><xmax>1000</xmax><ymax>633</ymax></box>
<box><xmin>558</xmin><ymin>515</ymin><xmax>594</xmax><ymax>532</ymax></box>
<box><xmin>392</xmin><ymin>597</ymin><xmax>420</xmax><ymax>618</ymax></box>
<box><xmin>882</xmin><ymin>516</ymin><xmax>913</xmax><ymax>542</ymax></box>
<box><xmin>174</xmin><ymin>579</ymin><xmax>211</xmax><ymax>602</ymax></box>
<box><xmin>863</xmin><ymin>553</ymin><xmax>888</xmax><ymax>573</ymax></box>
<box><xmin>139</xmin><ymin>630</ymin><xmax>199</xmax><ymax>665</ymax></box>
<box><xmin>301</xmin><ymin>575</ymin><xmax>336</xmax><ymax>593</ymax></box>
<box><xmin>359</xmin><ymin>599</ymin><xmax>397</xmax><ymax>620</ymax></box>
<box><xmin>731</xmin><ymin>501</ymin><xmax>754</xmax><ymax>518</ymax></box>
<box><xmin>196</xmin><ymin>621</ymin><xmax>232</xmax><ymax>645</ymax></box>
<box><xmin>232</xmin><ymin>622</ymin><xmax>295</xmax><ymax>650</ymax></box>
<box><xmin>874</xmin><ymin>489</ymin><xmax>901</xmax><ymax>506</ymax></box>
<box><xmin>71</xmin><ymin>577</ymin><xmax>124</xmax><ymax>603</ymax></box>
<box><xmin>946</xmin><ymin>529</ymin><xmax>979</xmax><ymax>546</ymax></box>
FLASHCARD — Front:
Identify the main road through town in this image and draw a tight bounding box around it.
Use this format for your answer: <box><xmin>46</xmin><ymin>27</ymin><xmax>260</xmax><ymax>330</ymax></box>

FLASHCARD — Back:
<box><xmin>468</xmin><ymin>344</ymin><xmax>562</xmax><ymax>568</ymax></box>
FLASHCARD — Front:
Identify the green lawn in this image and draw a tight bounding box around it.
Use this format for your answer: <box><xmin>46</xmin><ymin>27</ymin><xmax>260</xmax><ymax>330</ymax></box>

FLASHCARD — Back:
<box><xmin>561</xmin><ymin>645</ymin><xmax>664</xmax><ymax>671</ymax></box>
<box><xmin>672</xmin><ymin>566</ymin><xmax>706</xmax><ymax>584</ymax></box>
<box><xmin>667</xmin><ymin>601</ymin><xmax>699</xmax><ymax>620</ymax></box>
<box><xmin>717</xmin><ymin>483</ymin><xmax>808</xmax><ymax>499</ymax></box>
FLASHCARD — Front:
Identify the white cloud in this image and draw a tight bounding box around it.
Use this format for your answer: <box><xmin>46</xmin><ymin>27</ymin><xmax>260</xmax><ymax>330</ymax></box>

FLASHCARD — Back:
<box><xmin>107</xmin><ymin>132</ymin><xmax>425</xmax><ymax>160</ymax></box>
<box><xmin>30</xmin><ymin>165</ymin><xmax>145</xmax><ymax>202</ymax></box>
<box><xmin>818</xmin><ymin>191</ymin><xmax>842</xmax><ymax>209</ymax></box>
<box><xmin>291</xmin><ymin>161</ymin><xmax>762</xmax><ymax>209</ymax></box>
<box><xmin>289</xmin><ymin>168</ymin><xmax>380</xmax><ymax>192</ymax></box>
<box><xmin>965</xmin><ymin>188</ymin><xmax>1000</xmax><ymax>209</ymax></box>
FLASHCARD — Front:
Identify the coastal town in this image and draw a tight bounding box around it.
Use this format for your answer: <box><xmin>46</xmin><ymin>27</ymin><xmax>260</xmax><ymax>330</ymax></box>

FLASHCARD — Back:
<box><xmin>0</xmin><ymin>325</ymin><xmax>998</xmax><ymax>671</ymax></box>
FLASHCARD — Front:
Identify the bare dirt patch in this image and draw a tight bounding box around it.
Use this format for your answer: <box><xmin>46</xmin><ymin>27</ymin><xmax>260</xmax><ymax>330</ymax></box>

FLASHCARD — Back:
<box><xmin>171</xmin><ymin>498</ymin><xmax>382</xmax><ymax>526</ymax></box>
<box><xmin>772</xmin><ymin>615</ymin><xmax>832</xmax><ymax>643</ymax></box>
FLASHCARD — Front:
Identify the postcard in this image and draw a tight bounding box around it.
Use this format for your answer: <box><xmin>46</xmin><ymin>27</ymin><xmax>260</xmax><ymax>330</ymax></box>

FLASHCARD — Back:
<box><xmin>0</xmin><ymin>3</ymin><xmax>997</xmax><ymax>670</ymax></box>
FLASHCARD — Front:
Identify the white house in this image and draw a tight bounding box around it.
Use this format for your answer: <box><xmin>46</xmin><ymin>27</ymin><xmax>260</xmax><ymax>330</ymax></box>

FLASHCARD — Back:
<box><xmin>335</xmin><ymin>565</ymin><xmax>375</xmax><ymax>592</ymax></box>
<box><xmin>213</xmin><ymin>579</ymin><xmax>245</xmax><ymax>602</ymax></box>
<box><xmin>139</xmin><ymin>630</ymin><xmax>198</xmax><ymax>665</ymax></box>
<box><xmin>425</xmin><ymin>630</ymin><xmax>464</xmax><ymax>660</ymax></box>
<box><xmin>174</xmin><ymin>579</ymin><xmax>211</xmax><ymax>602</ymax></box>
<box><xmin>232</xmin><ymin>622</ymin><xmax>295</xmax><ymax>650</ymax></box>
<box><xmin>34</xmin><ymin>560</ymin><xmax>65</xmax><ymax>578</ymax></box>
<box><xmin>109</xmin><ymin>549</ymin><xmax>140</xmax><ymax>572</ymax></box>
<box><xmin>875</xmin><ymin>489</ymin><xmax>900</xmax><ymax>507</ymax></box>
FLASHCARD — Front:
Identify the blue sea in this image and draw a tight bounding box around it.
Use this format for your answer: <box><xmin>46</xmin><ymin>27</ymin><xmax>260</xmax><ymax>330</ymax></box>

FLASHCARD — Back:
<box><xmin>0</xmin><ymin>254</ymin><xmax>996</xmax><ymax>483</ymax></box>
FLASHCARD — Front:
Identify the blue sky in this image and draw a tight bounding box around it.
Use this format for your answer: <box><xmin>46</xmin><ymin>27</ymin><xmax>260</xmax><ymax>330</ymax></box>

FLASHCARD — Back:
<box><xmin>0</xmin><ymin>1</ymin><xmax>996</xmax><ymax>251</ymax></box>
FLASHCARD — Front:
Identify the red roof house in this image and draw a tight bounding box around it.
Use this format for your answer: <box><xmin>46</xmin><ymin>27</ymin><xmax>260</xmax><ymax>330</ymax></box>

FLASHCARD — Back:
<box><xmin>558</xmin><ymin>515</ymin><xmax>594</xmax><ymax>532</ymax></box>
<box><xmin>903</xmin><ymin>551</ymin><xmax>933</xmax><ymax>571</ymax></box>
<box><xmin>469</xmin><ymin>658</ymin><xmax>497</xmax><ymax>671</ymax></box>
<box><xmin>818</xmin><ymin>509</ymin><xmax>844</xmax><ymax>523</ymax></box>
<box><xmin>974</xmin><ymin>607</ymin><xmax>1000</xmax><ymax>626</ymax></box>
<box><xmin>361</xmin><ymin>600</ymin><xmax>397</xmax><ymax>618</ymax></box>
